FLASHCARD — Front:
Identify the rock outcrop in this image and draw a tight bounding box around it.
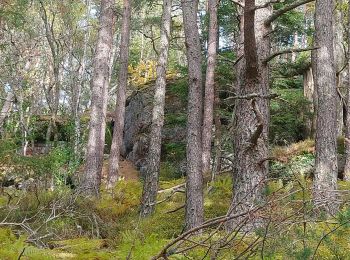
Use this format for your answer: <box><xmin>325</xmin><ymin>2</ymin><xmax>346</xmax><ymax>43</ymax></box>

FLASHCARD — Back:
<box><xmin>120</xmin><ymin>81</ymin><xmax>188</xmax><ymax>175</ymax></box>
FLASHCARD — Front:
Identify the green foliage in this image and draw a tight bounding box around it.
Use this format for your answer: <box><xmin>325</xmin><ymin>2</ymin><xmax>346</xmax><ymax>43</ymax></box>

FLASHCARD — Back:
<box><xmin>51</xmin><ymin>238</ymin><xmax>114</xmax><ymax>260</ymax></box>
<box><xmin>273</xmin><ymin>53</ymin><xmax>311</xmax><ymax>82</ymax></box>
<box><xmin>270</xmin><ymin>153</ymin><xmax>314</xmax><ymax>181</ymax></box>
<box><xmin>159</xmin><ymin>162</ymin><xmax>182</xmax><ymax>180</ymax></box>
<box><xmin>165</xmin><ymin>113</ymin><xmax>187</xmax><ymax>126</ymax></box>
<box><xmin>205</xmin><ymin>176</ymin><xmax>232</xmax><ymax>218</ymax></box>
<box><xmin>0</xmin><ymin>139</ymin><xmax>72</xmax><ymax>187</ymax></box>
<box><xmin>0</xmin><ymin>0</ymin><xmax>30</xmax><ymax>28</ymax></box>
<box><xmin>0</xmin><ymin>228</ymin><xmax>54</xmax><ymax>259</ymax></box>
<box><xmin>270</xmin><ymin>89</ymin><xmax>312</xmax><ymax>144</ymax></box>
<box><xmin>167</xmin><ymin>79</ymin><xmax>188</xmax><ymax>103</ymax></box>
<box><xmin>3</xmin><ymin>179</ymin><xmax>350</xmax><ymax>259</ymax></box>
<box><xmin>115</xmin><ymin>233</ymin><xmax>169</xmax><ymax>259</ymax></box>
<box><xmin>272</xmin><ymin>0</ymin><xmax>312</xmax><ymax>44</ymax></box>
<box><xmin>96</xmin><ymin>181</ymin><xmax>142</xmax><ymax>220</ymax></box>
<box><xmin>163</xmin><ymin>142</ymin><xmax>186</xmax><ymax>162</ymax></box>
<box><xmin>218</xmin><ymin>0</ymin><xmax>238</xmax><ymax>41</ymax></box>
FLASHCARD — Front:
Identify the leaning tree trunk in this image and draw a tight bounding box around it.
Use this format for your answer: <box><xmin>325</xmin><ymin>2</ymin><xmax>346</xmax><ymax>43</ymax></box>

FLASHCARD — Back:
<box><xmin>181</xmin><ymin>0</ymin><xmax>204</xmax><ymax>231</ymax></box>
<box><xmin>229</xmin><ymin>0</ymin><xmax>271</xmax><ymax>228</ymax></box>
<box><xmin>343</xmin><ymin>0</ymin><xmax>350</xmax><ymax>181</ymax></box>
<box><xmin>202</xmin><ymin>0</ymin><xmax>218</xmax><ymax>174</ymax></box>
<box><xmin>81</xmin><ymin>0</ymin><xmax>116</xmax><ymax>195</ymax></box>
<box><xmin>312</xmin><ymin>0</ymin><xmax>338</xmax><ymax>214</ymax></box>
<box><xmin>140</xmin><ymin>0</ymin><xmax>172</xmax><ymax>217</ymax></box>
<box><xmin>107</xmin><ymin>0</ymin><xmax>132</xmax><ymax>188</ymax></box>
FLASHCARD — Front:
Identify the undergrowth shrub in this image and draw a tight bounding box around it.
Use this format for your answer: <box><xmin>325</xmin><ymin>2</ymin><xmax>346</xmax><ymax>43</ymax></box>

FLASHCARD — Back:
<box><xmin>0</xmin><ymin>139</ymin><xmax>72</xmax><ymax>188</ymax></box>
<box><xmin>159</xmin><ymin>161</ymin><xmax>182</xmax><ymax>180</ymax></box>
<box><xmin>0</xmin><ymin>228</ymin><xmax>54</xmax><ymax>259</ymax></box>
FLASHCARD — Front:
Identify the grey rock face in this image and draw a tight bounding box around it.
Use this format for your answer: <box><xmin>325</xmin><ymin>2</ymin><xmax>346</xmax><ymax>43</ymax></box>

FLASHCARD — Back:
<box><xmin>121</xmin><ymin>84</ymin><xmax>187</xmax><ymax>174</ymax></box>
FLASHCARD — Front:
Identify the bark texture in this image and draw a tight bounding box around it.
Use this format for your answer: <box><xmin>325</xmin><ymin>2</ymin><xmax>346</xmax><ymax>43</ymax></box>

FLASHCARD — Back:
<box><xmin>303</xmin><ymin>66</ymin><xmax>316</xmax><ymax>138</ymax></box>
<box><xmin>140</xmin><ymin>0</ymin><xmax>172</xmax><ymax>217</ymax></box>
<box><xmin>229</xmin><ymin>0</ymin><xmax>271</xmax><ymax>227</ymax></box>
<box><xmin>334</xmin><ymin>6</ymin><xmax>346</xmax><ymax>137</ymax></box>
<box><xmin>107</xmin><ymin>0</ymin><xmax>132</xmax><ymax>188</ymax></box>
<box><xmin>344</xmin><ymin>0</ymin><xmax>350</xmax><ymax>181</ymax></box>
<box><xmin>312</xmin><ymin>0</ymin><xmax>338</xmax><ymax>213</ymax></box>
<box><xmin>81</xmin><ymin>0</ymin><xmax>116</xmax><ymax>195</ymax></box>
<box><xmin>202</xmin><ymin>0</ymin><xmax>218</xmax><ymax>174</ymax></box>
<box><xmin>181</xmin><ymin>0</ymin><xmax>204</xmax><ymax>230</ymax></box>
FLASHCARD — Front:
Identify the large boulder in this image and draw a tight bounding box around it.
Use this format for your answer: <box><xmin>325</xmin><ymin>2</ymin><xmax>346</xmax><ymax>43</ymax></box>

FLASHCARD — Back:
<box><xmin>120</xmin><ymin>82</ymin><xmax>187</xmax><ymax>175</ymax></box>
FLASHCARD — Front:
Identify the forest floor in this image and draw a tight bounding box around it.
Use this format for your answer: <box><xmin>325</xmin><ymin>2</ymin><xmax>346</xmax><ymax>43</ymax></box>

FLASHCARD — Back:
<box><xmin>2</xmin><ymin>140</ymin><xmax>350</xmax><ymax>259</ymax></box>
<box><xmin>102</xmin><ymin>159</ymin><xmax>139</xmax><ymax>181</ymax></box>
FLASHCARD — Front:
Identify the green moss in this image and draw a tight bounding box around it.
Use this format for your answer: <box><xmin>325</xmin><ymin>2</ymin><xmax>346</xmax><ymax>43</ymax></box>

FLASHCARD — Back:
<box><xmin>205</xmin><ymin>176</ymin><xmax>232</xmax><ymax>218</ymax></box>
<box><xmin>51</xmin><ymin>238</ymin><xmax>114</xmax><ymax>260</ymax></box>
<box><xmin>0</xmin><ymin>228</ymin><xmax>54</xmax><ymax>259</ymax></box>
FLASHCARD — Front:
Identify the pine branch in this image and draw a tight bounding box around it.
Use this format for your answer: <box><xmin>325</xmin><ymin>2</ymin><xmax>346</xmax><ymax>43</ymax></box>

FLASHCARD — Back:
<box><xmin>264</xmin><ymin>46</ymin><xmax>317</xmax><ymax>64</ymax></box>
<box><xmin>265</xmin><ymin>0</ymin><xmax>315</xmax><ymax>26</ymax></box>
<box><xmin>255</xmin><ymin>0</ymin><xmax>281</xmax><ymax>10</ymax></box>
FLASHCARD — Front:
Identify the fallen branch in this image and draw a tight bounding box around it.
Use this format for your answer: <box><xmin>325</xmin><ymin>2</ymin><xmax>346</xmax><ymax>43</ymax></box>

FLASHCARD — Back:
<box><xmin>225</xmin><ymin>93</ymin><xmax>278</xmax><ymax>101</ymax></box>
<box><xmin>166</xmin><ymin>204</ymin><xmax>185</xmax><ymax>214</ymax></box>
<box><xmin>158</xmin><ymin>183</ymin><xmax>185</xmax><ymax>194</ymax></box>
<box><xmin>152</xmin><ymin>206</ymin><xmax>263</xmax><ymax>259</ymax></box>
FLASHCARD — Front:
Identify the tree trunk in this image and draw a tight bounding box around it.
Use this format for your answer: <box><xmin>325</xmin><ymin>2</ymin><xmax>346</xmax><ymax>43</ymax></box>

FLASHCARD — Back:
<box><xmin>292</xmin><ymin>32</ymin><xmax>298</xmax><ymax>62</ymax></box>
<box><xmin>72</xmin><ymin>0</ymin><xmax>91</xmax><ymax>162</ymax></box>
<box><xmin>211</xmin><ymin>83</ymin><xmax>222</xmax><ymax>184</ymax></box>
<box><xmin>229</xmin><ymin>0</ymin><xmax>271</xmax><ymax>228</ymax></box>
<box><xmin>343</xmin><ymin>0</ymin><xmax>350</xmax><ymax>181</ymax></box>
<box><xmin>0</xmin><ymin>92</ymin><xmax>14</xmax><ymax>135</ymax></box>
<box><xmin>181</xmin><ymin>0</ymin><xmax>204</xmax><ymax>231</ymax></box>
<box><xmin>107</xmin><ymin>0</ymin><xmax>132</xmax><ymax>188</ymax></box>
<box><xmin>202</xmin><ymin>0</ymin><xmax>218</xmax><ymax>174</ymax></box>
<box><xmin>303</xmin><ymin>66</ymin><xmax>316</xmax><ymax>138</ymax></box>
<box><xmin>312</xmin><ymin>0</ymin><xmax>338</xmax><ymax>214</ymax></box>
<box><xmin>40</xmin><ymin>1</ymin><xmax>61</xmax><ymax>151</ymax></box>
<box><xmin>140</xmin><ymin>0</ymin><xmax>172</xmax><ymax>217</ymax></box>
<box><xmin>334</xmin><ymin>5</ymin><xmax>346</xmax><ymax>137</ymax></box>
<box><xmin>81</xmin><ymin>0</ymin><xmax>116</xmax><ymax>195</ymax></box>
